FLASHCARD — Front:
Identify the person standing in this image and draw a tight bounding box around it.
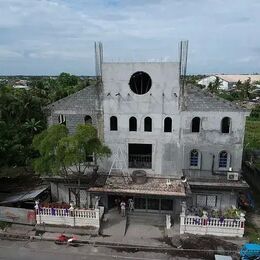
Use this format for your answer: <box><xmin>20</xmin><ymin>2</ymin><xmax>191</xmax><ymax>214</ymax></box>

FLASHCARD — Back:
<box><xmin>128</xmin><ymin>198</ymin><xmax>134</xmax><ymax>212</ymax></box>
<box><xmin>120</xmin><ymin>201</ymin><xmax>126</xmax><ymax>217</ymax></box>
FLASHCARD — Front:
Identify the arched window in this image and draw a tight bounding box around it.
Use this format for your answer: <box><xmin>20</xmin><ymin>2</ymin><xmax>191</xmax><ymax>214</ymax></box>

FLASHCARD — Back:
<box><xmin>191</xmin><ymin>117</ymin><xmax>200</xmax><ymax>132</ymax></box>
<box><xmin>164</xmin><ymin>117</ymin><xmax>172</xmax><ymax>132</ymax></box>
<box><xmin>110</xmin><ymin>116</ymin><xmax>118</xmax><ymax>131</ymax></box>
<box><xmin>144</xmin><ymin>117</ymin><xmax>152</xmax><ymax>132</ymax></box>
<box><xmin>221</xmin><ymin>117</ymin><xmax>231</xmax><ymax>133</ymax></box>
<box><xmin>84</xmin><ymin>115</ymin><xmax>92</xmax><ymax>125</ymax></box>
<box><xmin>219</xmin><ymin>151</ymin><xmax>228</xmax><ymax>168</ymax></box>
<box><xmin>129</xmin><ymin>117</ymin><xmax>137</xmax><ymax>131</ymax></box>
<box><xmin>190</xmin><ymin>149</ymin><xmax>199</xmax><ymax>167</ymax></box>
<box><xmin>58</xmin><ymin>114</ymin><xmax>66</xmax><ymax>125</ymax></box>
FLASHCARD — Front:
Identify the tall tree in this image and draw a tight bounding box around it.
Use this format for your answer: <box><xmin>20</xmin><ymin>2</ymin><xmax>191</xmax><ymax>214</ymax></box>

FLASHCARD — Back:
<box><xmin>236</xmin><ymin>78</ymin><xmax>256</xmax><ymax>100</ymax></box>
<box><xmin>32</xmin><ymin>124</ymin><xmax>111</xmax><ymax>206</ymax></box>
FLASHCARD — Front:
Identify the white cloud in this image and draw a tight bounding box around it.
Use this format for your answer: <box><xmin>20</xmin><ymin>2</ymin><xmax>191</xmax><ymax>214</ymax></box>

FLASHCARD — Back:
<box><xmin>0</xmin><ymin>0</ymin><xmax>259</xmax><ymax>74</ymax></box>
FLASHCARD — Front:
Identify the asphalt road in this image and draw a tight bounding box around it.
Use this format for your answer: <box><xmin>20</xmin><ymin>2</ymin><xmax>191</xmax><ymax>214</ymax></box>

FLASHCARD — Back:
<box><xmin>0</xmin><ymin>239</ymin><xmax>201</xmax><ymax>260</ymax></box>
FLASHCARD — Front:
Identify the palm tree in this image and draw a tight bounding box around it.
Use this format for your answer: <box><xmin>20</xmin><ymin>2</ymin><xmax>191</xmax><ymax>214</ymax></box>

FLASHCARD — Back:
<box><xmin>208</xmin><ymin>77</ymin><xmax>221</xmax><ymax>94</ymax></box>
<box><xmin>24</xmin><ymin>118</ymin><xmax>42</xmax><ymax>134</ymax></box>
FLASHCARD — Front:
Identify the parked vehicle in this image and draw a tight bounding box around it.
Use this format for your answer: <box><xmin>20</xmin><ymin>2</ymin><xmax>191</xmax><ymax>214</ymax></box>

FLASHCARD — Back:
<box><xmin>55</xmin><ymin>234</ymin><xmax>80</xmax><ymax>247</ymax></box>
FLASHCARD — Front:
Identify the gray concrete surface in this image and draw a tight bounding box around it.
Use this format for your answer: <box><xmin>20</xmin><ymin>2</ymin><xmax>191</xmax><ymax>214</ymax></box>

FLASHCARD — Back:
<box><xmin>0</xmin><ymin>239</ymin><xmax>204</xmax><ymax>260</ymax></box>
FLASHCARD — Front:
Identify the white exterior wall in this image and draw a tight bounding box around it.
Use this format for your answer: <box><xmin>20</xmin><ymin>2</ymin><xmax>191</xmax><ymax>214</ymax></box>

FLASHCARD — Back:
<box><xmin>198</xmin><ymin>76</ymin><xmax>229</xmax><ymax>90</ymax></box>
<box><xmin>36</xmin><ymin>208</ymin><xmax>101</xmax><ymax>228</ymax></box>
<box><xmin>102</xmin><ymin>62</ymin><xmax>182</xmax><ymax>176</ymax></box>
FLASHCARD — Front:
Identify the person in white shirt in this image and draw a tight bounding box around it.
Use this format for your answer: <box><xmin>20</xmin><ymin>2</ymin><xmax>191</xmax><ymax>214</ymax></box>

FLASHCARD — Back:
<box><xmin>120</xmin><ymin>201</ymin><xmax>126</xmax><ymax>217</ymax></box>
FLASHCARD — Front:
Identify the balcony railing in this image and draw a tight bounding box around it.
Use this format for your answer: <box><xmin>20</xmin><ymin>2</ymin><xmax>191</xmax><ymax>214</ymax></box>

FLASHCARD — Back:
<box><xmin>129</xmin><ymin>154</ymin><xmax>152</xmax><ymax>169</ymax></box>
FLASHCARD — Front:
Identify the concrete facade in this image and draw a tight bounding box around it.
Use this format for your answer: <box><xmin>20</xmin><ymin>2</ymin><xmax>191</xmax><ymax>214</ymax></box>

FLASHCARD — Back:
<box><xmin>46</xmin><ymin>60</ymin><xmax>250</xmax><ymax>212</ymax></box>
<box><xmin>102</xmin><ymin>62</ymin><xmax>181</xmax><ymax>176</ymax></box>
<box><xmin>101</xmin><ymin>62</ymin><xmax>249</xmax><ymax>177</ymax></box>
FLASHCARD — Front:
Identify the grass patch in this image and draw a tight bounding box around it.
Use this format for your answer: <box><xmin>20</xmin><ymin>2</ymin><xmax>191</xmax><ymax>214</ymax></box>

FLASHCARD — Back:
<box><xmin>245</xmin><ymin>221</ymin><xmax>260</xmax><ymax>244</ymax></box>
<box><xmin>244</xmin><ymin>120</ymin><xmax>260</xmax><ymax>150</ymax></box>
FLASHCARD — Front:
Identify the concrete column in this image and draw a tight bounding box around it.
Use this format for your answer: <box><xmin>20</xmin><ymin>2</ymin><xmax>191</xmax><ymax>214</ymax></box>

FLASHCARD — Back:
<box><xmin>180</xmin><ymin>213</ymin><xmax>185</xmax><ymax>234</ymax></box>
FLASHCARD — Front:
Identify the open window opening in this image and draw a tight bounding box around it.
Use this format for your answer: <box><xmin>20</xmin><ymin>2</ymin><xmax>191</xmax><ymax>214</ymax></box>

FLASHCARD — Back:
<box><xmin>221</xmin><ymin>117</ymin><xmax>231</xmax><ymax>133</ymax></box>
<box><xmin>129</xmin><ymin>117</ymin><xmax>137</xmax><ymax>131</ymax></box>
<box><xmin>129</xmin><ymin>71</ymin><xmax>152</xmax><ymax>95</ymax></box>
<box><xmin>164</xmin><ymin>117</ymin><xmax>172</xmax><ymax>132</ymax></box>
<box><xmin>191</xmin><ymin>117</ymin><xmax>200</xmax><ymax>132</ymax></box>
<box><xmin>144</xmin><ymin>117</ymin><xmax>152</xmax><ymax>132</ymax></box>
<box><xmin>128</xmin><ymin>143</ymin><xmax>152</xmax><ymax>169</ymax></box>
<box><xmin>110</xmin><ymin>116</ymin><xmax>118</xmax><ymax>131</ymax></box>
<box><xmin>84</xmin><ymin>115</ymin><xmax>92</xmax><ymax>125</ymax></box>
<box><xmin>58</xmin><ymin>114</ymin><xmax>66</xmax><ymax>125</ymax></box>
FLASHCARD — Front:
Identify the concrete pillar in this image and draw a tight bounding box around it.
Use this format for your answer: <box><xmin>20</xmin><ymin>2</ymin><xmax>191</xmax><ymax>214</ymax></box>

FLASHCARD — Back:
<box><xmin>180</xmin><ymin>213</ymin><xmax>185</xmax><ymax>234</ymax></box>
<box><xmin>166</xmin><ymin>215</ymin><xmax>171</xmax><ymax>229</ymax></box>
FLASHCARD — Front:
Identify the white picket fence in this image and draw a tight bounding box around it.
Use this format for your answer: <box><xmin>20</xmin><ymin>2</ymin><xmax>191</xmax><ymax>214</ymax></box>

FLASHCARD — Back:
<box><xmin>180</xmin><ymin>214</ymin><xmax>245</xmax><ymax>237</ymax></box>
<box><xmin>36</xmin><ymin>207</ymin><xmax>104</xmax><ymax>228</ymax></box>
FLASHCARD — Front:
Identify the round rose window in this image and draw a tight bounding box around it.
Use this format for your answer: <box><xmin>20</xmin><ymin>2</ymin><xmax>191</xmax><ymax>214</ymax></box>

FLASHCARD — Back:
<box><xmin>129</xmin><ymin>71</ymin><xmax>152</xmax><ymax>95</ymax></box>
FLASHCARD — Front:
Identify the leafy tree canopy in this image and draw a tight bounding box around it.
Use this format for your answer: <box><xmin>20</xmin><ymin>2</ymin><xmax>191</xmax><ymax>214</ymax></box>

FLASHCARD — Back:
<box><xmin>32</xmin><ymin>124</ymin><xmax>111</xmax><ymax>176</ymax></box>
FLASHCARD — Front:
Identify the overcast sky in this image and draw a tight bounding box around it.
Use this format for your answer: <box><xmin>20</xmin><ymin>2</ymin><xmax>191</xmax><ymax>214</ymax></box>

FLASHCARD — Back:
<box><xmin>0</xmin><ymin>0</ymin><xmax>260</xmax><ymax>75</ymax></box>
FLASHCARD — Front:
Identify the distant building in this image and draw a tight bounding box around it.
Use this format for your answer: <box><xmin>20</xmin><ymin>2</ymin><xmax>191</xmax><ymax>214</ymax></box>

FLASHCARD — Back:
<box><xmin>13</xmin><ymin>80</ymin><xmax>30</xmax><ymax>90</ymax></box>
<box><xmin>198</xmin><ymin>74</ymin><xmax>260</xmax><ymax>90</ymax></box>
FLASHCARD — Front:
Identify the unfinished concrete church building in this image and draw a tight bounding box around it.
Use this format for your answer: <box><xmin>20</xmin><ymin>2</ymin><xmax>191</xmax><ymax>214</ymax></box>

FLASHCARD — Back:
<box><xmin>46</xmin><ymin>47</ymin><xmax>249</xmax><ymax>219</ymax></box>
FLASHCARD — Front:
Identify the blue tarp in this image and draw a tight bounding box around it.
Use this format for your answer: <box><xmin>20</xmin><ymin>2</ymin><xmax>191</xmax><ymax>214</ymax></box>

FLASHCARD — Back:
<box><xmin>240</xmin><ymin>243</ymin><xmax>260</xmax><ymax>259</ymax></box>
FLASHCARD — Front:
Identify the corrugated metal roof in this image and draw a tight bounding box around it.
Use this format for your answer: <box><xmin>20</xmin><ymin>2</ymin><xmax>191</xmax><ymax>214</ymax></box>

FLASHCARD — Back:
<box><xmin>0</xmin><ymin>186</ymin><xmax>48</xmax><ymax>204</ymax></box>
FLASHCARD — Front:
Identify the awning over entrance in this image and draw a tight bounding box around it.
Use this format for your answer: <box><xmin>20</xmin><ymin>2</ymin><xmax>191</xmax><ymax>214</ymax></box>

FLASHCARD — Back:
<box><xmin>89</xmin><ymin>173</ymin><xmax>187</xmax><ymax>197</ymax></box>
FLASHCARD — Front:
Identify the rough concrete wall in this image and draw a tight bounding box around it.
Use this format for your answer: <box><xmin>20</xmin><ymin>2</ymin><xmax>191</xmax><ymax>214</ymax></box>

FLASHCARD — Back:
<box><xmin>49</xmin><ymin>112</ymin><xmax>101</xmax><ymax>134</ymax></box>
<box><xmin>102</xmin><ymin>62</ymin><xmax>182</xmax><ymax>176</ymax></box>
<box><xmin>46</xmin><ymin>85</ymin><xmax>104</xmax><ymax>137</ymax></box>
<box><xmin>180</xmin><ymin>111</ymin><xmax>247</xmax><ymax>172</ymax></box>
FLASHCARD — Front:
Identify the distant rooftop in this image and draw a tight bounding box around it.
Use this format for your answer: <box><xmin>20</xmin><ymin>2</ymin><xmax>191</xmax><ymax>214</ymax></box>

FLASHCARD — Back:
<box><xmin>215</xmin><ymin>74</ymin><xmax>260</xmax><ymax>83</ymax></box>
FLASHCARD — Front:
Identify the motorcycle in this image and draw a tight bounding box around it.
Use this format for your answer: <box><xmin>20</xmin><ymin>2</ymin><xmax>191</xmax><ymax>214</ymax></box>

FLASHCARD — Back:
<box><xmin>55</xmin><ymin>234</ymin><xmax>80</xmax><ymax>247</ymax></box>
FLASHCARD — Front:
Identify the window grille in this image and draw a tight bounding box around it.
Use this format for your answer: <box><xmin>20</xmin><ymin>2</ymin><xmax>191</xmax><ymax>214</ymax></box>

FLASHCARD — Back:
<box><xmin>219</xmin><ymin>151</ymin><xmax>228</xmax><ymax>168</ymax></box>
<box><xmin>190</xmin><ymin>149</ymin><xmax>199</xmax><ymax>167</ymax></box>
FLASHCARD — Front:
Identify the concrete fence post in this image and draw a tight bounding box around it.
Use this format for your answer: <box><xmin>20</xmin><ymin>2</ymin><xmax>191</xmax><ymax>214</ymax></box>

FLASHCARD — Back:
<box><xmin>166</xmin><ymin>215</ymin><xmax>171</xmax><ymax>229</ymax></box>
<box><xmin>238</xmin><ymin>213</ymin><xmax>246</xmax><ymax>237</ymax></box>
<box><xmin>35</xmin><ymin>200</ymin><xmax>41</xmax><ymax>224</ymax></box>
<box><xmin>180</xmin><ymin>213</ymin><xmax>185</xmax><ymax>234</ymax></box>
